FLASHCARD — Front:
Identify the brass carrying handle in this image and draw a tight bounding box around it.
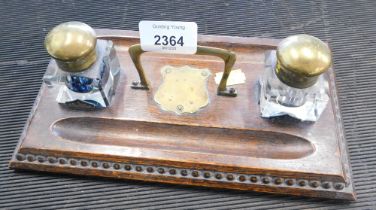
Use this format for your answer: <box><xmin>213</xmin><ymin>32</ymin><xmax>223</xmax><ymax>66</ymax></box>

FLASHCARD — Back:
<box><xmin>128</xmin><ymin>44</ymin><xmax>237</xmax><ymax>97</ymax></box>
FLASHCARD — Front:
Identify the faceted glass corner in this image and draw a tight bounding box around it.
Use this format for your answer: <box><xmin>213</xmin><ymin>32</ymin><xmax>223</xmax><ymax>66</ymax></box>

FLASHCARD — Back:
<box><xmin>258</xmin><ymin>51</ymin><xmax>329</xmax><ymax>121</ymax></box>
<box><xmin>43</xmin><ymin>39</ymin><xmax>121</xmax><ymax>109</ymax></box>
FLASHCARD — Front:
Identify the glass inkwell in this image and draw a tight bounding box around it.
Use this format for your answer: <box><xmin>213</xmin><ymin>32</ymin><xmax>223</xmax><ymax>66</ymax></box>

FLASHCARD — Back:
<box><xmin>259</xmin><ymin>34</ymin><xmax>332</xmax><ymax>121</ymax></box>
<box><xmin>43</xmin><ymin>21</ymin><xmax>121</xmax><ymax>109</ymax></box>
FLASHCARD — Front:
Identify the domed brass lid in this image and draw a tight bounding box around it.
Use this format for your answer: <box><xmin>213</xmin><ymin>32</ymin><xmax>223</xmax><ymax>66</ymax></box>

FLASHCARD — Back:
<box><xmin>275</xmin><ymin>34</ymin><xmax>332</xmax><ymax>88</ymax></box>
<box><xmin>45</xmin><ymin>21</ymin><xmax>97</xmax><ymax>72</ymax></box>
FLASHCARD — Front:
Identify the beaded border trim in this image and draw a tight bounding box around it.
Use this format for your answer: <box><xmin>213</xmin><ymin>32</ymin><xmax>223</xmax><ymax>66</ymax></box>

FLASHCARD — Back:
<box><xmin>15</xmin><ymin>153</ymin><xmax>347</xmax><ymax>192</ymax></box>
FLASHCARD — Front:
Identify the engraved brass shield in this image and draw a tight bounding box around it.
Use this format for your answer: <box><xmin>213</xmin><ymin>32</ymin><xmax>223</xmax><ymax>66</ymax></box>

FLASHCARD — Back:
<box><xmin>154</xmin><ymin>65</ymin><xmax>211</xmax><ymax>114</ymax></box>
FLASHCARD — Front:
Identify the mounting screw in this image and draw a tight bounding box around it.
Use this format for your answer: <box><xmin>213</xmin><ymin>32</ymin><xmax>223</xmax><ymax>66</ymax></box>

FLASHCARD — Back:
<box><xmin>132</xmin><ymin>81</ymin><xmax>139</xmax><ymax>86</ymax></box>
<box><xmin>177</xmin><ymin>105</ymin><xmax>184</xmax><ymax>112</ymax></box>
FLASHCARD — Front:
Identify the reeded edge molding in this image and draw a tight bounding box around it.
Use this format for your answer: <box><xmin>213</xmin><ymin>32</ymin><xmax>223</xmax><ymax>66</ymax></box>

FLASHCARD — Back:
<box><xmin>14</xmin><ymin>152</ymin><xmax>348</xmax><ymax>193</ymax></box>
<box><xmin>329</xmin><ymin>70</ymin><xmax>352</xmax><ymax>184</ymax></box>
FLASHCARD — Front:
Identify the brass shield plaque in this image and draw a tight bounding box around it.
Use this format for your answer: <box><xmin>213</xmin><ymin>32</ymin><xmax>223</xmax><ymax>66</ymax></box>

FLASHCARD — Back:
<box><xmin>154</xmin><ymin>65</ymin><xmax>211</xmax><ymax>114</ymax></box>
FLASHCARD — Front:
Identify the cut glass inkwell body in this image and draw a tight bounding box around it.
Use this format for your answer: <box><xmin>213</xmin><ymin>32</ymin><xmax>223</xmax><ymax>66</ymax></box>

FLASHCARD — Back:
<box><xmin>259</xmin><ymin>34</ymin><xmax>332</xmax><ymax>121</ymax></box>
<box><xmin>43</xmin><ymin>21</ymin><xmax>120</xmax><ymax>109</ymax></box>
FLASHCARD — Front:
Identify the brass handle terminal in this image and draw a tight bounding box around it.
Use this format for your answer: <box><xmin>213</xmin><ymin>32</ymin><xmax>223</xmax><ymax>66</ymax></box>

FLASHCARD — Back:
<box><xmin>128</xmin><ymin>44</ymin><xmax>237</xmax><ymax>97</ymax></box>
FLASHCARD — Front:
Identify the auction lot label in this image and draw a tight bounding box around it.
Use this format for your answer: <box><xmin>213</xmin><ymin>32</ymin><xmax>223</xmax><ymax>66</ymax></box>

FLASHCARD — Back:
<box><xmin>139</xmin><ymin>21</ymin><xmax>197</xmax><ymax>54</ymax></box>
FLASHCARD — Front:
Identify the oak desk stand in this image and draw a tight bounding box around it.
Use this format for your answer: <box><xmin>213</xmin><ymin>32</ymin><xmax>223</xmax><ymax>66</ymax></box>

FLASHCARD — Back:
<box><xmin>10</xmin><ymin>29</ymin><xmax>355</xmax><ymax>200</ymax></box>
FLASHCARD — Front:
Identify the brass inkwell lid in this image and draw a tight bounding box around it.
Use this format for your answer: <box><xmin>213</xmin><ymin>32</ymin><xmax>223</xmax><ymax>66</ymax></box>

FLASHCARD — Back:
<box><xmin>45</xmin><ymin>21</ymin><xmax>97</xmax><ymax>72</ymax></box>
<box><xmin>276</xmin><ymin>34</ymin><xmax>332</xmax><ymax>88</ymax></box>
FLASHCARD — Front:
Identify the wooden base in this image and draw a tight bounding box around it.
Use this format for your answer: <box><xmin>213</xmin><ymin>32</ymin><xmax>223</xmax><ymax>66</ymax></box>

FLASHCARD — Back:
<box><xmin>9</xmin><ymin>29</ymin><xmax>356</xmax><ymax>200</ymax></box>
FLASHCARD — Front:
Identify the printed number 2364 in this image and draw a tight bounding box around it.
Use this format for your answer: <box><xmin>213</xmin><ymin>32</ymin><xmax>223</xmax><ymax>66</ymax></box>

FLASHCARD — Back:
<box><xmin>154</xmin><ymin>35</ymin><xmax>184</xmax><ymax>46</ymax></box>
